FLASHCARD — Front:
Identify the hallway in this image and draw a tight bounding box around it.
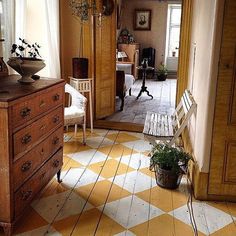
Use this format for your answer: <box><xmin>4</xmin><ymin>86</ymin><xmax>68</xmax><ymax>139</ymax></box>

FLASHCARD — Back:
<box><xmin>6</xmin><ymin>129</ymin><xmax>236</xmax><ymax>236</ymax></box>
<box><xmin>105</xmin><ymin>79</ymin><xmax>177</xmax><ymax>125</ymax></box>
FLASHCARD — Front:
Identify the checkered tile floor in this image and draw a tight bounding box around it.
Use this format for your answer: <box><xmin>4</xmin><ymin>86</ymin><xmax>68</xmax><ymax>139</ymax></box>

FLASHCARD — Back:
<box><xmin>3</xmin><ymin>129</ymin><xmax>236</xmax><ymax>236</ymax></box>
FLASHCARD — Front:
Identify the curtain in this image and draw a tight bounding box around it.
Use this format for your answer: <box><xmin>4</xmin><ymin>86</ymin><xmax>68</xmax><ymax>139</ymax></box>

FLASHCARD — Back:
<box><xmin>15</xmin><ymin>0</ymin><xmax>27</xmax><ymax>42</ymax></box>
<box><xmin>2</xmin><ymin>0</ymin><xmax>15</xmax><ymax>61</ymax></box>
<box><xmin>43</xmin><ymin>0</ymin><xmax>61</xmax><ymax>79</ymax></box>
<box><xmin>2</xmin><ymin>0</ymin><xmax>26</xmax><ymax>74</ymax></box>
<box><xmin>1</xmin><ymin>0</ymin><xmax>61</xmax><ymax>79</ymax></box>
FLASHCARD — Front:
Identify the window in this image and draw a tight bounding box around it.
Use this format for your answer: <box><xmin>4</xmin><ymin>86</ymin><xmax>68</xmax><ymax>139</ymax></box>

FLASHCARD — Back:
<box><xmin>166</xmin><ymin>4</ymin><xmax>181</xmax><ymax>58</ymax></box>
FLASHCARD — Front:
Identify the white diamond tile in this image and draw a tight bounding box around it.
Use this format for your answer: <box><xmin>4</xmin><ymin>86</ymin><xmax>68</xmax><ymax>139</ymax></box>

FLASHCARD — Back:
<box><xmin>15</xmin><ymin>225</ymin><xmax>61</xmax><ymax>236</ymax></box>
<box><xmin>122</xmin><ymin>140</ymin><xmax>152</xmax><ymax>152</ymax></box>
<box><xmin>61</xmin><ymin>167</ymin><xmax>104</xmax><ymax>189</ymax></box>
<box><xmin>118</xmin><ymin>153</ymin><xmax>150</xmax><ymax>170</ymax></box>
<box><xmin>109</xmin><ymin>171</ymin><xmax>156</xmax><ymax>194</ymax></box>
<box><xmin>67</xmin><ymin>149</ymin><xmax>108</xmax><ymax>166</ymax></box>
<box><xmin>114</xmin><ymin>230</ymin><xmax>136</xmax><ymax>236</ymax></box>
<box><xmin>32</xmin><ymin>191</ymin><xmax>93</xmax><ymax>222</ymax></box>
<box><xmin>169</xmin><ymin>202</ymin><xmax>234</xmax><ymax>235</ymax></box>
<box><xmin>86</xmin><ymin>136</ymin><xmax>116</xmax><ymax>148</ymax></box>
<box><xmin>99</xmin><ymin>195</ymin><xmax>164</xmax><ymax>228</ymax></box>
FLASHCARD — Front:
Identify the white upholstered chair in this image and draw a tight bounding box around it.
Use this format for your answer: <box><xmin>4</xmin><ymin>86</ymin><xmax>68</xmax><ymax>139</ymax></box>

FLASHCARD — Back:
<box><xmin>64</xmin><ymin>83</ymin><xmax>87</xmax><ymax>144</ymax></box>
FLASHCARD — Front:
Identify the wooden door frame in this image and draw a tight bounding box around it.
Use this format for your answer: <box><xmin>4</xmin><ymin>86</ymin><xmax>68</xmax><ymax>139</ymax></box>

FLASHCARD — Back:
<box><xmin>93</xmin><ymin>0</ymin><xmax>193</xmax><ymax>133</ymax></box>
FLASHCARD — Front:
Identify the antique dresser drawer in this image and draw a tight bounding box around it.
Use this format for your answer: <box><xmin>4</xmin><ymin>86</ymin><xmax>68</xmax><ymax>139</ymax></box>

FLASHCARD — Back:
<box><xmin>11</xmin><ymin>86</ymin><xmax>63</xmax><ymax>129</ymax></box>
<box><xmin>13</xmin><ymin>126</ymin><xmax>63</xmax><ymax>191</ymax></box>
<box><xmin>13</xmin><ymin>106</ymin><xmax>63</xmax><ymax>158</ymax></box>
<box><xmin>14</xmin><ymin>149</ymin><xmax>63</xmax><ymax>217</ymax></box>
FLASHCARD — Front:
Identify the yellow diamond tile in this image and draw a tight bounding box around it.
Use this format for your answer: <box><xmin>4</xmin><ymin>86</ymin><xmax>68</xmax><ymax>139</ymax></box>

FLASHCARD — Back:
<box><xmin>75</xmin><ymin>180</ymin><xmax>131</xmax><ymax>207</ymax></box>
<box><xmin>106</xmin><ymin>133</ymin><xmax>140</xmax><ymax>143</ymax></box>
<box><xmin>40</xmin><ymin>179</ymin><xmax>68</xmax><ymax>198</ymax></box>
<box><xmin>136</xmin><ymin>186</ymin><xmax>187</xmax><ymax>212</ymax></box>
<box><xmin>53</xmin><ymin>208</ymin><xmax>125</xmax><ymax>236</ymax></box>
<box><xmin>227</xmin><ymin>202</ymin><xmax>236</xmax><ymax>217</ymax></box>
<box><xmin>14</xmin><ymin>207</ymin><xmax>48</xmax><ymax>234</ymax></box>
<box><xmin>98</xmin><ymin>144</ymin><xmax>137</xmax><ymax>158</ymax></box>
<box><xmin>130</xmin><ymin>214</ymin><xmax>205</xmax><ymax>236</ymax></box>
<box><xmin>210</xmin><ymin>222</ymin><xmax>236</xmax><ymax>236</ymax></box>
<box><xmin>88</xmin><ymin>159</ymin><xmax>135</xmax><ymax>178</ymax></box>
<box><xmin>63</xmin><ymin>141</ymin><xmax>91</xmax><ymax>154</ymax></box>
<box><xmin>139</xmin><ymin>167</ymin><xmax>154</xmax><ymax>178</ymax></box>
<box><xmin>62</xmin><ymin>155</ymin><xmax>82</xmax><ymax>170</ymax></box>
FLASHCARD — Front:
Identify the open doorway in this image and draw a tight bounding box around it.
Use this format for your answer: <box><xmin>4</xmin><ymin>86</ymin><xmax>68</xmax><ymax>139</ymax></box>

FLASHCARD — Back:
<box><xmin>99</xmin><ymin>0</ymin><xmax>181</xmax><ymax>127</ymax></box>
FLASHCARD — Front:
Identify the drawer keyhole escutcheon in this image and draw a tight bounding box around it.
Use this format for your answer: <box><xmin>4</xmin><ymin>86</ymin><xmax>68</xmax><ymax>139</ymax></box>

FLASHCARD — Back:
<box><xmin>40</xmin><ymin>148</ymin><xmax>44</xmax><ymax>156</ymax></box>
<box><xmin>20</xmin><ymin>107</ymin><xmax>31</xmax><ymax>118</ymax></box>
<box><xmin>40</xmin><ymin>172</ymin><xmax>46</xmax><ymax>180</ymax></box>
<box><xmin>21</xmin><ymin>161</ymin><xmax>32</xmax><ymax>172</ymax></box>
<box><xmin>21</xmin><ymin>134</ymin><xmax>32</xmax><ymax>144</ymax></box>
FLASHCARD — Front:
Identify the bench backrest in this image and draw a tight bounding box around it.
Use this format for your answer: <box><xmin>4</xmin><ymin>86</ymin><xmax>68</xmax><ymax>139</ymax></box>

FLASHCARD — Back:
<box><xmin>170</xmin><ymin>89</ymin><xmax>197</xmax><ymax>146</ymax></box>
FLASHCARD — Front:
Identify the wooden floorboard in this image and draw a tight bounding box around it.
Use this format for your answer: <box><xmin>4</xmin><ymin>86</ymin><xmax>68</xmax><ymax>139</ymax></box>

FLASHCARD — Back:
<box><xmin>104</xmin><ymin>79</ymin><xmax>177</xmax><ymax>125</ymax></box>
<box><xmin>9</xmin><ymin>128</ymin><xmax>236</xmax><ymax>236</ymax></box>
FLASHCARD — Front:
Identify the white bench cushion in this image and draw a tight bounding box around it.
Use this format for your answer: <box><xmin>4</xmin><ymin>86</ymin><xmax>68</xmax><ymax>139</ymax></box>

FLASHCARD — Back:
<box><xmin>65</xmin><ymin>106</ymin><xmax>85</xmax><ymax>120</ymax></box>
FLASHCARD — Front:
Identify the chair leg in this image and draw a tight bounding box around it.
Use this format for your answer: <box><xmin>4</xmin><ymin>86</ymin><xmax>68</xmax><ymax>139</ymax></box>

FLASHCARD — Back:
<box><xmin>82</xmin><ymin>123</ymin><xmax>86</xmax><ymax>145</ymax></box>
<box><xmin>74</xmin><ymin>124</ymin><xmax>78</xmax><ymax>137</ymax></box>
<box><xmin>129</xmin><ymin>88</ymin><xmax>132</xmax><ymax>96</ymax></box>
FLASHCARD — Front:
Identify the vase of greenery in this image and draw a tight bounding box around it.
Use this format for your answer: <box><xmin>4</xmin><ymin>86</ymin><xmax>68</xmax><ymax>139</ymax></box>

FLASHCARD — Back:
<box><xmin>7</xmin><ymin>38</ymin><xmax>45</xmax><ymax>84</ymax></box>
<box><xmin>150</xmin><ymin>143</ymin><xmax>192</xmax><ymax>189</ymax></box>
<box><xmin>157</xmin><ymin>63</ymin><xmax>168</xmax><ymax>81</ymax></box>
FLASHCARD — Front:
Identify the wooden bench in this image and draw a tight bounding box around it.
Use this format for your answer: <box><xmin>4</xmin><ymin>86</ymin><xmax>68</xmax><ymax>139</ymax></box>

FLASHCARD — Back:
<box><xmin>143</xmin><ymin>90</ymin><xmax>197</xmax><ymax>146</ymax></box>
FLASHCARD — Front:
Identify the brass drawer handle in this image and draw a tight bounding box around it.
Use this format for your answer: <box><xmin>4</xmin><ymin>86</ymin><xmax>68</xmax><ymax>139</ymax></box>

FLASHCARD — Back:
<box><xmin>20</xmin><ymin>107</ymin><xmax>31</xmax><ymax>118</ymax></box>
<box><xmin>53</xmin><ymin>137</ymin><xmax>60</xmax><ymax>145</ymax></box>
<box><xmin>21</xmin><ymin>190</ymin><xmax>32</xmax><ymax>201</ymax></box>
<box><xmin>21</xmin><ymin>161</ymin><xmax>32</xmax><ymax>172</ymax></box>
<box><xmin>53</xmin><ymin>115</ymin><xmax>60</xmax><ymax>123</ymax></box>
<box><xmin>39</xmin><ymin>100</ymin><xmax>46</xmax><ymax>107</ymax></box>
<box><xmin>53</xmin><ymin>160</ymin><xmax>60</xmax><ymax>168</ymax></box>
<box><xmin>53</xmin><ymin>94</ymin><xmax>60</xmax><ymax>101</ymax></box>
<box><xmin>21</xmin><ymin>134</ymin><xmax>32</xmax><ymax>144</ymax></box>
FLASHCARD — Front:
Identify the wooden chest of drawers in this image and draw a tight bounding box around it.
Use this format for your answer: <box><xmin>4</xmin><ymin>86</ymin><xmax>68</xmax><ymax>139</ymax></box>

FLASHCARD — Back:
<box><xmin>0</xmin><ymin>75</ymin><xmax>65</xmax><ymax>235</ymax></box>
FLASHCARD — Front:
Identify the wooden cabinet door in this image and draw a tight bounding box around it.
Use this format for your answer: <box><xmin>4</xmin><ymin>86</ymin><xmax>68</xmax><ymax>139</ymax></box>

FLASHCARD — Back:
<box><xmin>208</xmin><ymin>0</ymin><xmax>236</xmax><ymax>196</ymax></box>
<box><xmin>94</xmin><ymin>5</ymin><xmax>116</xmax><ymax>119</ymax></box>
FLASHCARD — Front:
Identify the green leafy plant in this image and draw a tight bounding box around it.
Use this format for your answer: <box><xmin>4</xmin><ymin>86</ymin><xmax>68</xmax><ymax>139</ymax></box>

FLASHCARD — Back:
<box><xmin>10</xmin><ymin>38</ymin><xmax>41</xmax><ymax>59</ymax></box>
<box><xmin>150</xmin><ymin>143</ymin><xmax>192</xmax><ymax>174</ymax></box>
<box><xmin>157</xmin><ymin>62</ymin><xmax>168</xmax><ymax>76</ymax></box>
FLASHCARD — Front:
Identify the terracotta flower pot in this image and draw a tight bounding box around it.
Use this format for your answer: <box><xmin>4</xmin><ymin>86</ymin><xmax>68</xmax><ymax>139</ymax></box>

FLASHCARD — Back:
<box><xmin>7</xmin><ymin>57</ymin><xmax>45</xmax><ymax>84</ymax></box>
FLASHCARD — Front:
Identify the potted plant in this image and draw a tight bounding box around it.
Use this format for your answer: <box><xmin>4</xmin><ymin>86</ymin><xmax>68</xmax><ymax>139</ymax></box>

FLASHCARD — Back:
<box><xmin>150</xmin><ymin>143</ymin><xmax>192</xmax><ymax>189</ymax></box>
<box><xmin>7</xmin><ymin>38</ymin><xmax>45</xmax><ymax>84</ymax></box>
<box><xmin>157</xmin><ymin>62</ymin><xmax>168</xmax><ymax>81</ymax></box>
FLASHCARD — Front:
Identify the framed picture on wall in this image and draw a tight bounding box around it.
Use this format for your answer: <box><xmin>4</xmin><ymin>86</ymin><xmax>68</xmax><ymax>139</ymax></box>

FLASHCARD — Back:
<box><xmin>134</xmin><ymin>9</ymin><xmax>152</xmax><ymax>31</ymax></box>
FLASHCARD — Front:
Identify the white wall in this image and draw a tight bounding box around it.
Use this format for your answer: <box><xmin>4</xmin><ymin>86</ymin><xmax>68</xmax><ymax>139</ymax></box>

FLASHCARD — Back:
<box><xmin>187</xmin><ymin>0</ymin><xmax>223</xmax><ymax>172</ymax></box>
